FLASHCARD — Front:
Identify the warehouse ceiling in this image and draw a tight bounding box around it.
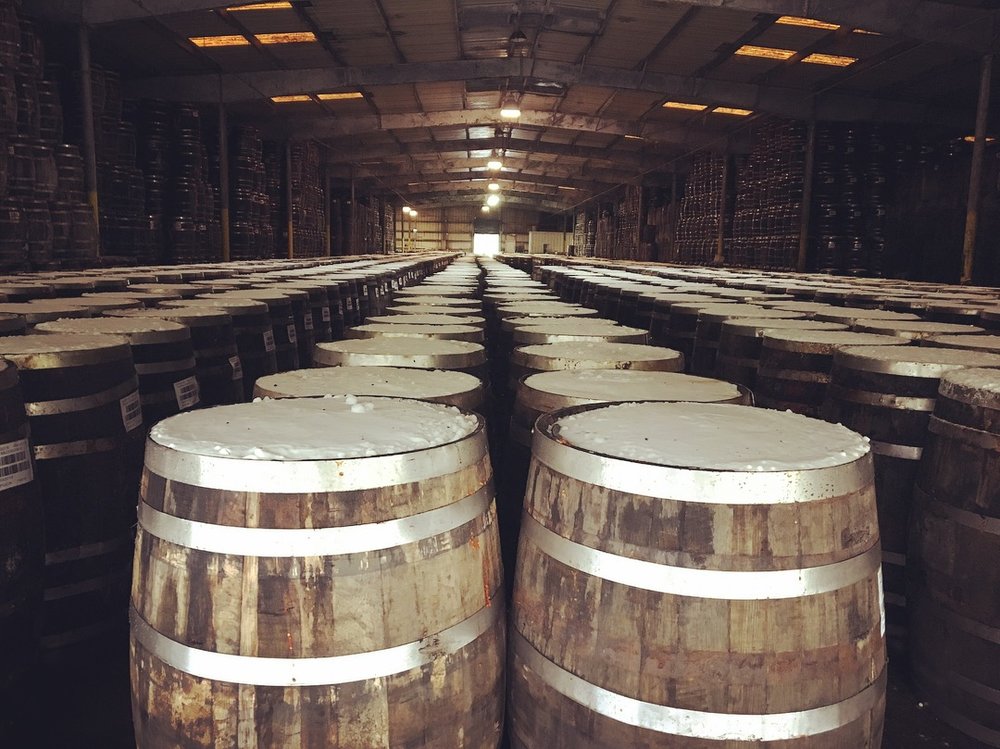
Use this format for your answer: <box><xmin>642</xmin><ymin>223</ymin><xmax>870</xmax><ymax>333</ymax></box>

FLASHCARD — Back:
<box><xmin>29</xmin><ymin>0</ymin><xmax>1000</xmax><ymax>213</ymax></box>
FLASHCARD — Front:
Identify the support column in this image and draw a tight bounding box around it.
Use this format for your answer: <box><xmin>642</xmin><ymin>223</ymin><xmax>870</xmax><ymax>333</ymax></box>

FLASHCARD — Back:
<box><xmin>713</xmin><ymin>154</ymin><xmax>729</xmax><ymax>265</ymax></box>
<box><xmin>797</xmin><ymin>120</ymin><xmax>817</xmax><ymax>273</ymax></box>
<box><xmin>349</xmin><ymin>172</ymin><xmax>357</xmax><ymax>255</ymax></box>
<box><xmin>217</xmin><ymin>103</ymin><xmax>231</xmax><ymax>262</ymax></box>
<box><xmin>324</xmin><ymin>172</ymin><xmax>332</xmax><ymax>257</ymax></box>
<box><xmin>285</xmin><ymin>141</ymin><xmax>294</xmax><ymax>259</ymax></box>
<box><xmin>668</xmin><ymin>171</ymin><xmax>678</xmax><ymax>261</ymax></box>
<box><xmin>962</xmin><ymin>53</ymin><xmax>993</xmax><ymax>284</ymax></box>
<box><xmin>78</xmin><ymin>26</ymin><xmax>100</xmax><ymax>256</ymax></box>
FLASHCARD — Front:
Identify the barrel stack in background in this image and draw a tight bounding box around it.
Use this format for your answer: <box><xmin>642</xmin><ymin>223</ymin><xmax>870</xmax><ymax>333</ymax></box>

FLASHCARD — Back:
<box><xmin>130</xmin><ymin>397</ymin><xmax>504</xmax><ymax>748</ymax></box>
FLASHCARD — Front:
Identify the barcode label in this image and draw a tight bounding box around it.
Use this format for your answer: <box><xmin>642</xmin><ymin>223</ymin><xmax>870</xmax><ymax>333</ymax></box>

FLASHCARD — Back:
<box><xmin>229</xmin><ymin>355</ymin><xmax>243</xmax><ymax>381</ymax></box>
<box><xmin>120</xmin><ymin>391</ymin><xmax>143</xmax><ymax>432</ymax></box>
<box><xmin>287</xmin><ymin>324</ymin><xmax>297</xmax><ymax>344</ymax></box>
<box><xmin>0</xmin><ymin>438</ymin><xmax>33</xmax><ymax>491</ymax></box>
<box><xmin>263</xmin><ymin>330</ymin><xmax>276</xmax><ymax>352</ymax></box>
<box><xmin>321</xmin><ymin>306</ymin><xmax>331</xmax><ymax>322</ymax></box>
<box><xmin>303</xmin><ymin>312</ymin><xmax>314</xmax><ymax>331</ymax></box>
<box><xmin>173</xmin><ymin>376</ymin><xmax>200</xmax><ymax>410</ymax></box>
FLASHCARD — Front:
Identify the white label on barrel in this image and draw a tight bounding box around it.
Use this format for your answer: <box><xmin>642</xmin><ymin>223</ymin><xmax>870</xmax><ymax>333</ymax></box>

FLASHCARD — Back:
<box><xmin>229</xmin><ymin>355</ymin><xmax>243</xmax><ymax>381</ymax></box>
<box><xmin>287</xmin><ymin>324</ymin><xmax>298</xmax><ymax>344</ymax></box>
<box><xmin>120</xmin><ymin>391</ymin><xmax>143</xmax><ymax>432</ymax></box>
<box><xmin>346</xmin><ymin>297</ymin><xmax>354</xmax><ymax>311</ymax></box>
<box><xmin>877</xmin><ymin>568</ymin><xmax>887</xmax><ymax>637</ymax></box>
<box><xmin>263</xmin><ymin>330</ymin><xmax>276</xmax><ymax>352</ymax></box>
<box><xmin>304</xmin><ymin>312</ymin><xmax>314</xmax><ymax>331</ymax></box>
<box><xmin>0</xmin><ymin>438</ymin><xmax>33</xmax><ymax>491</ymax></box>
<box><xmin>321</xmin><ymin>306</ymin><xmax>331</xmax><ymax>323</ymax></box>
<box><xmin>173</xmin><ymin>376</ymin><xmax>201</xmax><ymax>410</ymax></box>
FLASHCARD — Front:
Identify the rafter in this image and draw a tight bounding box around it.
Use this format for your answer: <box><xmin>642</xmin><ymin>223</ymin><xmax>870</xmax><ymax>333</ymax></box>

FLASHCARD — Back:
<box><xmin>369</xmin><ymin>171</ymin><xmax>611</xmax><ymax>192</ymax></box>
<box><xmin>394</xmin><ymin>193</ymin><xmax>570</xmax><ymax>212</ymax></box>
<box><xmin>329</xmin><ymin>157</ymin><xmax>647</xmax><ymax>184</ymax></box>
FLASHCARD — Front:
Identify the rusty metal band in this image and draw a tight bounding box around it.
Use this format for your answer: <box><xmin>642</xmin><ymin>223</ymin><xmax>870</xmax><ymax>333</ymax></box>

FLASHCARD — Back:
<box><xmin>134</xmin><ymin>357</ymin><xmax>197</xmax><ymax>376</ymax></box>
<box><xmin>921</xmin><ymin>495</ymin><xmax>1000</xmax><ymax>537</ymax></box>
<box><xmin>139</xmin><ymin>482</ymin><xmax>492</xmax><ymax>556</ymax></box>
<box><xmin>145</xmin><ymin>425</ymin><xmax>486</xmax><ymax>493</ymax></box>
<box><xmin>33</xmin><ymin>436</ymin><xmax>126</xmax><ymax>460</ymax></box>
<box><xmin>530</xmin><ymin>426</ymin><xmax>871</xmax><ymax>505</ymax></box>
<box><xmin>513</xmin><ymin>631</ymin><xmax>886</xmax><ymax>741</ymax></box>
<box><xmin>45</xmin><ymin>536</ymin><xmax>130</xmax><ymax>565</ymax></box>
<box><xmin>25</xmin><ymin>376</ymin><xmax>140</xmax><ymax>416</ymax></box>
<box><xmin>929</xmin><ymin>415</ymin><xmax>1000</xmax><ymax>451</ymax></box>
<box><xmin>870</xmin><ymin>440</ymin><xmax>924</xmax><ymax>460</ymax></box>
<box><xmin>827</xmin><ymin>384</ymin><xmax>936</xmax><ymax>411</ymax></box>
<box><xmin>523</xmin><ymin>515</ymin><xmax>881</xmax><ymax>600</ymax></box>
<box><xmin>131</xmin><ymin>597</ymin><xmax>502</xmax><ymax>687</ymax></box>
<box><xmin>756</xmin><ymin>367</ymin><xmax>830</xmax><ymax>383</ymax></box>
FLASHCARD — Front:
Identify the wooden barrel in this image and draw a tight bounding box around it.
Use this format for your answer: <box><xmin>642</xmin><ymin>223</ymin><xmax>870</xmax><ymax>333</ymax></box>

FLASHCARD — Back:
<box><xmin>210</xmin><ymin>290</ymin><xmax>300</xmax><ymax>372</ymax></box>
<box><xmin>130</xmin><ymin>397</ymin><xmax>505</xmax><ymax>748</ymax></box>
<box><xmin>0</xmin><ymin>312</ymin><xmax>26</xmax><ymax>335</ymax></box>
<box><xmin>162</xmin><ymin>297</ymin><xmax>277</xmax><ymax>400</ymax></box>
<box><xmin>980</xmin><ymin>307</ymin><xmax>1000</xmax><ymax>331</ymax></box>
<box><xmin>690</xmin><ymin>307</ymin><xmax>803</xmax><ymax>376</ymax></box>
<box><xmin>814</xmin><ymin>308</ymin><xmax>921</xmax><ymax>326</ymax></box>
<box><xmin>909</xmin><ymin>368</ymin><xmax>1000</xmax><ymax>747</ymax></box>
<box><xmin>0</xmin><ymin>334</ymin><xmax>144</xmax><ymax>655</ymax></box>
<box><xmin>61</xmin><ymin>295</ymin><xmax>144</xmax><ymax>313</ymax></box>
<box><xmin>510</xmin><ymin>402</ymin><xmax>886</xmax><ymax>748</ymax></box>
<box><xmin>512</xmin><ymin>319</ymin><xmax>647</xmax><ymax>347</ymax></box>
<box><xmin>253</xmin><ymin>365</ymin><xmax>485</xmax><ymax>411</ymax></box>
<box><xmin>347</xmin><ymin>322</ymin><xmax>485</xmax><ymax>344</ymax></box>
<box><xmin>821</xmin><ymin>345</ymin><xmax>1000</xmax><ymax>648</ymax></box>
<box><xmin>292</xmin><ymin>276</ymin><xmax>345</xmax><ymax>339</ymax></box>
<box><xmin>715</xmin><ymin>318</ymin><xmax>847</xmax><ymax>389</ymax></box>
<box><xmin>0</xmin><ymin>358</ymin><xmax>43</xmax><ymax>696</ymax></box>
<box><xmin>314</xmin><ymin>337</ymin><xmax>489</xmax><ymax>382</ymax></box>
<box><xmin>395</xmin><ymin>284</ymin><xmax>472</xmax><ymax>298</ymax></box>
<box><xmin>923</xmin><ymin>333</ymin><xmax>1000</xmax><ymax>355</ymax></box>
<box><xmin>84</xmin><ymin>290</ymin><xmax>182</xmax><ymax>307</ymax></box>
<box><xmin>923</xmin><ymin>301</ymin><xmax>986</xmax><ymax>325</ymax></box>
<box><xmin>108</xmin><ymin>307</ymin><xmax>244</xmax><ymax>406</ymax></box>
<box><xmin>271</xmin><ymin>282</ymin><xmax>334</xmax><ymax>345</ymax></box>
<box><xmin>853</xmin><ymin>319</ymin><xmax>986</xmax><ymax>341</ymax></box>
<box><xmin>755</xmin><ymin>331</ymin><xmax>910</xmax><ymax>417</ymax></box>
<box><xmin>664</xmin><ymin>302</ymin><xmax>767</xmax><ymax>364</ymax></box>
<box><xmin>386</xmin><ymin>303</ymin><xmax>481</xmax><ymax>316</ymax></box>
<box><xmin>508</xmin><ymin>340</ymin><xmax>684</xmax><ymax>392</ymax></box>
<box><xmin>255</xmin><ymin>285</ymin><xmax>317</xmax><ymax>367</ymax></box>
<box><xmin>368</xmin><ymin>312</ymin><xmax>487</xmax><ymax>329</ymax></box>
<box><xmin>36</xmin><ymin>317</ymin><xmax>200</xmax><ymax>425</ymax></box>
<box><xmin>0</xmin><ymin>300</ymin><xmax>93</xmax><ymax>326</ymax></box>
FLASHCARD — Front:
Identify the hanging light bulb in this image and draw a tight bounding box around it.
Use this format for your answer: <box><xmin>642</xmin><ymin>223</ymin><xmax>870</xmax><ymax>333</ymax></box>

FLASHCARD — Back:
<box><xmin>487</xmin><ymin>158</ymin><xmax>503</xmax><ymax>170</ymax></box>
<box><xmin>481</xmin><ymin>205</ymin><xmax>490</xmax><ymax>213</ymax></box>
<box><xmin>402</xmin><ymin>206</ymin><xmax>412</xmax><ymax>214</ymax></box>
<box><xmin>486</xmin><ymin>194</ymin><xmax>500</xmax><ymax>207</ymax></box>
<box><xmin>488</xmin><ymin>182</ymin><xmax>500</xmax><ymax>191</ymax></box>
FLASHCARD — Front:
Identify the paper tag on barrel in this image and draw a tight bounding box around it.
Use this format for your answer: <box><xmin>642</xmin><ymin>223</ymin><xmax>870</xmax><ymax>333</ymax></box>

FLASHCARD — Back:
<box><xmin>321</xmin><ymin>306</ymin><xmax>331</xmax><ymax>323</ymax></box>
<box><xmin>229</xmin><ymin>355</ymin><xmax>243</xmax><ymax>381</ymax></box>
<box><xmin>120</xmin><ymin>391</ymin><xmax>143</xmax><ymax>432</ymax></box>
<box><xmin>263</xmin><ymin>330</ymin><xmax>276</xmax><ymax>352</ymax></box>
<box><xmin>304</xmin><ymin>313</ymin><xmax>314</xmax><ymax>331</ymax></box>
<box><xmin>0</xmin><ymin>437</ymin><xmax>33</xmax><ymax>491</ymax></box>
<box><xmin>287</xmin><ymin>324</ymin><xmax>298</xmax><ymax>344</ymax></box>
<box><xmin>173</xmin><ymin>377</ymin><xmax>200</xmax><ymax>411</ymax></box>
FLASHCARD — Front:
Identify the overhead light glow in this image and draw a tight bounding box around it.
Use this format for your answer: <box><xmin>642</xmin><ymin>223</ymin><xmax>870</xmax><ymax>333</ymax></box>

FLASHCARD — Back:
<box><xmin>663</xmin><ymin>101</ymin><xmax>708</xmax><ymax>111</ymax></box>
<box><xmin>226</xmin><ymin>2</ymin><xmax>293</xmax><ymax>10</ymax></box>
<box><xmin>853</xmin><ymin>28</ymin><xmax>882</xmax><ymax>36</ymax></box>
<box><xmin>410</xmin><ymin>210</ymin><xmax>418</xmax><ymax>217</ymax></box>
<box><xmin>623</xmin><ymin>134</ymin><xmax>644</xmax><ymax>140</ymax></box>
<box><xmin>255</xmin><ymin>31</ymin><xmax>317</xmax><ymax>44</ymax></box>
<box><xmin>801</xmin><ymin>52</ymin><xmax>857</xmax><ymax>67</ymax></box>
<box><xmin>271</xmin><ymin>94</ymin><xmax>312</xmax><ymax>103</ymax></box>
<box><xmin>712</xmin><ymin>107</ymin><xmax>753</xmax><ymax>116</ymax></box>
<box><xmin>500</xmin><ymin>107</ymin><xmax>521</xmax><ymax>119</ymax></box>
<box><xmin>964</xmin><ymin>135</ymin><xmax>997</xmax><ymax>143</ymax></box>
<box><xmin>486</xmin><ymin>194</ymin><xmax>500</xmax><ymax>207</ymax></box>
<box><xmin>481</xmin><ymin>205</ymin><xmax>490</xmax><ymax>213</ymax></box>
<box><xmin>402</xmin><ymin>206</ymin><xmax>412</xmax><ymax>214</ymax></box>
<box><xmin>488</xmin><ymin>182</ymin><xmax>500</xmax><ymax>191</ymax></box>
<box><xmin>189</xmin><ymin>34</ymin><xmax>251</xmax><ymax>47</ymax></box>
<box><xmin>317</xmin><ymin>92</ymin><xmax>364</xmax><ymax>101</ymax></box>
<box><xmin>487</xmin><ymin>159</ymin><xmax>503</xmax><ymax>170</ymax></box>
<box><xmin>775</xmin><ymin>16</ymin><xmax>839</xmax><ymax>30</ymax></box>
<box><xmin>557</xmin><ymin>186</ymin><xmax>576</xmax><ymax>191</ymax></box>
<box><xmin>734</xmin><ymin>45</ymin><xmax>796</xmax><ymax>61</ymax></box>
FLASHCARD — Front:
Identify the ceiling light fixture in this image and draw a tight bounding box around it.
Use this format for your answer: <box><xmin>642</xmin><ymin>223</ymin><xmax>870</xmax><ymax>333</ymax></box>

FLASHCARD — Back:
<box><xmin>410</xmin><ymin>210</ymin><xmax>418</xmax><ymax>217</ymax></box>
<box><xmin>189</xmin><ymin>35</ymin><xmax>251</xmax><ymax>47</ymax></box>
<box><xmin>500</xmin><ymin>106</ymin><xmax>521</xmax><ymax>119</ymax></box>
<box><xmin>402</xmin><ymin>206</ymin><xmax>412</xmax><ymax>214</ymax></box>
<box><xmin>775</xmin><ymin>16</ymin><xmax>839</xmax><ymax>30</ymax></box>
<box><xmin>662</xmin><ymin>101</ymin><xmax>708</xmax><ymax>111</ymax></box>
<box><xmin>964</xmin><ymin>135</ymin><xmax>997</xmax><ymax>143</ymax></box>
<box><xmin>317</xmin><ymin>92</ymin><xmax>364</xmax><ymax>101</ymax></box>
<box><xmin>801</xmin><ymin>52</ymin><xmax>857</xmax><ymax>67</ymax></box>
<box><xmin>623</xmin><ymin>134</ymin><xmax>645</xmax><ymax>141</ymax></box>
<box><xmin>481</xmin><ymin>205</ymin><xmax>490</xmax><ymax>213</ymax></box>
<box><xmin>486</xmin><ymin>194</ymin><xmax>501</xmax><ymax>207</ymax></box>
<box><xmin>255</xmin><ymin>31</ymin><xmax>317</xmax><ymax>44</ymax></box>
<box><xmin>487</xmin><ymin>158</ymin><xmax>503</xmax><ymax>170</ymax></box>
<box><xmin>734</xmin><ymin>45</ymin><xmax>796</xmax><ymax>61</ymax></box>
<box><xmin>712</xmin><ymin>107</ymin><xmax>753</xmax><ymax>116</ymax></box>
<box><xmin>226</xmin><ymin>2</ymin><xmax>293</xmax><ymax>10</ymax></box>
<box><xmin>271</xmin><ymin>94</ymin><xmax>312</xmax><ymax>103</ymax></box>
<box><xmin>488</xmin><ymin>182</ymin><xmax>500</xmax><ymax>191</ymax></box>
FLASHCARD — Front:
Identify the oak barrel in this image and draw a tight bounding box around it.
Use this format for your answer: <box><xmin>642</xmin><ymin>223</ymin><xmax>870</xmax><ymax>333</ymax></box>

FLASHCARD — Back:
<box><xmin>209</xmin><ymin>290</ymin><xmax>300</xmax><ymax>372</ymax></box>
<box><xmin>348</xmin><ymin>322</ymin><xmax>486</xmax><ymax>344</ymax></box>
<box><xmin>0</xmin><ymin>333</ymin><xmax>144</xmax><ymax>654</ymax></box>
<box><xmin>254</xmin><ymin>285</ymin><xmax>316</xmax><ymax>367</ymax></box>
<box><xmin>821</xmin><ymin>345</ymin><xmax>1000</xmax><ymax>647</ymax></box>
<box><xmin>908</xmin><ymin>367</ymin><xmax>1000</xmax><ymax>747</ymax></box>
<box><xmin>510</xmin><ymin>402</ymin><xmax>886</xmax><ymax>748</ymax></box>
<box><xmin>131</xmin><ymin>397</ymin><xmax>504</xmax><ymax>748</ymax></box>
<box><xmin>689</xmin><ymin>306</ymin><xmax>802</xmax><ymax>376</ymax></box>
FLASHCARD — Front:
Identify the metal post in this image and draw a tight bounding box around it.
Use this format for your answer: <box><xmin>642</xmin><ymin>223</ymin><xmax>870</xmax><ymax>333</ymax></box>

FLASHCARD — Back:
<box><xmin>285</xmin><ymin>141</ymin><xmax>294</xmax><ymax>259</ymax></box>
<box><xmin>713</xmin><ymin>154</ymin><xmax>729</xmax><ymax>265</ymax></box>
<box><xmin>349</xmin><ymin>172</ymin><xmax>357</xmax><ymax>255</ymax></box>
<box><xmin>78</xmin><ymin>26</ymin><xmax>100</xmax><ymax>255</ymax></box>
<box><xmin>962</xmin><ymin>53</ymin><xmax>993</xmax><ymax>284</ymax></box>
<box><xmin>797</xmin><ymin>120</ymin><xmax>817</xmax><ymax>272</ymax></box>
<box><xmin>217</xmin><ymin>102</ymin><xmax>231</xmax><ymax>262</ymax></box>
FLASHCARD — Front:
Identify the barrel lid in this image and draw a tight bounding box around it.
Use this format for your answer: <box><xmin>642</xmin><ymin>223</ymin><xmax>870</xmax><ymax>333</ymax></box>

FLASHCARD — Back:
<box><xmin>36</xmin><ymin>316</ymin><xmax>190</xmax><ymax>345</ymax></box>
<box><xmin>721</xmin><ymin>318</ymin><xmax>847</xmax><ymax>337</ymax></box>
<box><xmin>0</xmin><ymin>333</ymin><xmax>132</xmax><ymax>368</ymax></box>
<box><xmin>163</xmin><ymin>297</ymin><xmax>269</xmax><ymax>314</ymax></box>
<box><xmin>253</xmin><ymin>366</ymin><xmax>483</xmax><ymax>409</ymax></box>
<box><xmin>923</xmin><ymin>334</ymin><xmax>1000</xmax><ymax>354</ymax></box>
<box><xmin>522</xmin><ymin>370</ymin><xmax>742</xmax><ymax>406</ymax></box>
<box><xmin>853</xmin><ymin>320</ymin><xmax>986</xmax><ymax>339</ymax></box>
<box><xmin>251</xmin><ymin>285</ymin><xmax>309</xmax><ymax>302</ymax></box>
<box><xmin>47</xmin><ymin>277</ymin><xmax>97</xmax><ymax>292</ymax></box>
<box><xmin>512</xmin><ymin>341</ymin><xmax>683</xmax><ymax>371</ymax></box>
<box><xmin>670</xmin><ymin>302</ymin><xmax>767</xmax><ymax>317</ymax></box>
<box><xmin>760</xmin><ymin>330</ymin><xmax>911</xmax><ymax>354</ymax></box>
<box><xmin>0</xmin><ymin>283</ymin><xmax>55</xmax><ymax>300</ymax></box>
<box><xmin>496</xmin><ymin>302</ymin><xmax>597</xmax><ymax>318</ymax></box>
<box><xmin>107</xmin><ymin>306</ymin><xmax>232</xmax><ymax>326</ymax></box>
<box><xmin>210</xmin><ymin>290</ymin><xmax>293</xmax><ymax>307</ymax></box>
<box><xmin>268</xmin><ymin>283</ymin><xmax>327</xmax><ymax>301</ymax></box>
<box><xmin>394</xmin><ymin>296</ymin><xmax>482</xmax><ymax>308</ymax></box>
<box><xmin>544</xmin><ymin>402</ymin><xmax>870</xmax><ymax>473</ymax></box>
<box><xmin>150</xmin><ymin>396</ymin><xmax>480</xmax><ymax>463</ymax></box>
<box><xmin>348</xmin><ymin>323</ymin><xmax>483</xmax><ymax>342</ymax></box>
<box><xmin>314</xmin><ymin>337</ymin><xmax>487</xmax><ymax>368</ymax></box>
<box><xmin>85</xmin><ymin>291</ymin><xmax>182</xmax><ymax>304</ymax></box>
<box><xmin>367</xmin><ymin>313</ymin><xmax>486</xmax><ymax>327</ymax></box>
<box><xmin>760</xmin><ymin>301</ymin><xmax>839</xmax><ymax>314</ymax></box>
<box><xmin>513</xmin><ymin>319</ymin><xmax>647</xmax><ymax>345</ymax></box>
<box><xmin>394</xmin><ymin>286</ymin><xmax>473</xmax><ymax>297</ymax></box>
<box><xmin>814</xmin><ymin>309</ymin><xmax>922</xmax><ymax>324</ymax></box>
<box><xmin>834</xmin><ymin>344</ymin><xmax>1000</xmax><ymax>376</ymax></box>
<box><xmin>0</xmin><ymin>301</ymin><xmax>94</xmax><ymax>323</ymax></box>
<box><xmin>700</xmin><ymin>306</ymin><xmax>802</xmax><ymax>324</ymax></box>
<box><xmin>938</xmin><ymin>367</ymin><xmax>1000</xmax><ymax>407</ymax></box>
<box><xmin>126</xmin><ymin>283</ymin><xmax>203</xmax><ymax>298</ymax></box>
<box><xmin>65</xmin><ymin>295</ymin><xmax>144</xmax><ymax>311</ymax></box>
<box><xmin>386</xmin><ymin>304</ymin><xmax>481</xmax><ymax>316</ymax></box>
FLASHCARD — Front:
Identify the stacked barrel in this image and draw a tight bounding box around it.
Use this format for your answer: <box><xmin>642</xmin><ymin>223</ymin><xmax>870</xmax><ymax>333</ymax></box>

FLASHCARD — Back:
<box><xmin>289</xmin><ymin>140</ymin><xmax>325</xmax><ymax>257</ymax></box>
<box><xmin>165</xmin><ymin>105</ymin><xmax>221</xmax><ymax>262</ymax></box>
<box><xmin>229</xmin><ymin>126</ymin><xmax>275</xmax><ymax>260</ymax></box>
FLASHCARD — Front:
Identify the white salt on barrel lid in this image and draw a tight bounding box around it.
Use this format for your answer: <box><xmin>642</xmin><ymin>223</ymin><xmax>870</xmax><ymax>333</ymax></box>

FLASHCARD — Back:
<box><xmin>515</xmin><ymin>341</ymin><xmax>682</xmax><ymax>366</ymax></box>
<box><xmin>938</xmin><ymin>367</ymin><xmax>1000</xmax><ymax>402</ymax></box>
<box><xmin>552</xmin><ymin>402</ymin><xmax>870</xmax><ymax>471</ymax></box>
<box><xmin>151</xmin><ymin>396</ymin><xmax>479</xmax><ymax>461</ymax></box>
<box><xmin>525</xmin><ymin>370</ymin><xmax>741</xmax><ymax>402</ymax></box>
<box><xmin>317</xmin><ymin>337</ymin><xmax>483</xmax><ymax>355</ymax></box>
<box><xmin>254</xmin><ymin>366</ymin><xmax>481</xmax><ymax>400</ymax></box>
